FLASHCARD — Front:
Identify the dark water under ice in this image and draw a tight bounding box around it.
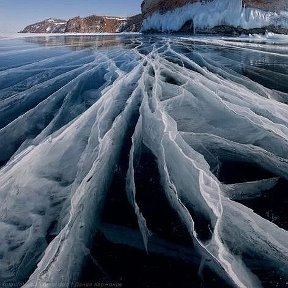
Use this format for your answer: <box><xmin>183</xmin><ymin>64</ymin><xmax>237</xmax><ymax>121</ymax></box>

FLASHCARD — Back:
<box><xmin>0</xmin><ymin>34</ymin><xmax>288</xmax><ymax>288</ymax></box>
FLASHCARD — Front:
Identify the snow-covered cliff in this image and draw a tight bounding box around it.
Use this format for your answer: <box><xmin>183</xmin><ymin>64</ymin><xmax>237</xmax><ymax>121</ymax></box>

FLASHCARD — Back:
<box><xmin>141</xmin><ymin>0</ymin><xmax>288</xmax><ymax>34</ymax></box>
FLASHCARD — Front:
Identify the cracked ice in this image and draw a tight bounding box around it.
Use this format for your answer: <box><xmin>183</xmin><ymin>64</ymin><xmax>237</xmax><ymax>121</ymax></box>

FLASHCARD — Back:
<box><xmin>0</xmin><ymin>34</ymin><xmax>288</xmax><ymax>288</ymax></box>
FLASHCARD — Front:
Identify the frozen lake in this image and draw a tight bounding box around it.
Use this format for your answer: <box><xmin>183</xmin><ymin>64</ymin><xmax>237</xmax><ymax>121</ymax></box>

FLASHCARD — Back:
<box><xmin>0</xmin><ymin>34</ymin><xmax>288</xmax><ymax>288</ymax></box>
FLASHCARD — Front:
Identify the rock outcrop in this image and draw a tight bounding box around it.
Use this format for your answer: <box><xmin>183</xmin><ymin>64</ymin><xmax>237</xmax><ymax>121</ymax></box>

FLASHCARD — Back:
<box><xmin>65</xmin><ymin>16</ymin><xmax>126</xmax><ymax>33</ymax></box>
<box><xmin>21</xmin><ymin>14</ymin><xmax>142</xmax><ymax>34</ymax></box>
<box><xmin>141</xmin><ymin>0</ymin><xmax>288</xmax><ymax>34</ymax></box>
<box><xmin>123</xmin><ymin>14</ymin><xmax>143</xmax><ymax>32</ymax></box>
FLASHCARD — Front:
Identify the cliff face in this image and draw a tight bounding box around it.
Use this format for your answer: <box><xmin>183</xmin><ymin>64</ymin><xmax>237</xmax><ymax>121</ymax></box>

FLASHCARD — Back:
<box><xmin>142</xmin><ymin>0</ymin><xmax>196</xmax><ymax>18</ymax></box>
<box><xmin>123</xmin><ymin>14</ymin><xmax>143</xmax><ymax>32</ymax></box>
<box><xmin>141</xmin><ymin>0</ymin><xmax>288</xmax><ymax>33</ymax></box>
<box><xmin>65</xmin><ymin>16</ymin><xmax>127</xmax><ymax>33</ymax></box>
<box><xmin>142</xmin><ymin>0</ymin><xmax>288</xmax><ymax>17</ymax></box>
<box><xmin>21</xmin><ymin>15</ymin><xmax>142</xmax><ymax>33</ymax></box>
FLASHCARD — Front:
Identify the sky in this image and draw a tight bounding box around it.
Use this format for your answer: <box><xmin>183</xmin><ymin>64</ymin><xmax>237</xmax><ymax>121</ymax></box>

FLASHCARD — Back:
<box><xmin>0</xmin><ymin>0</ymin><xmax>143</xmax><ymax>33</ymax></box>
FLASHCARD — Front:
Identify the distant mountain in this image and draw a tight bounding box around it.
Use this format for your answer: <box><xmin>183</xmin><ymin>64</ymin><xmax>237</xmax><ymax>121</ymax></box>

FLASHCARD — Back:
<box><xmin>20</xmin><ymin>14</ymin><xmax>142</xmax><ymax>33</ymax></box>
<box><xmin>20</xmin><ymin>18</ymin><xmax>67</xmax><ymax>33</ymax></box>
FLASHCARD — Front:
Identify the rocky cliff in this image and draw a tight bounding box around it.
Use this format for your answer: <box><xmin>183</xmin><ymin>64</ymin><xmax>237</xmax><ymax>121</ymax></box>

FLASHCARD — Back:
<box><xmin>21</xmin><ymin>14</ymin><xmax>142</xmax><ymax>33</ymax></box>
<box><xmin>141</xmin><ymin>0</ymin><xmax>288</xmax><ymax>34</ymax></box>
<box><xmin>142</xmin><ymin>0</ymin><xmax>288</xmax><ymax>17</ymax></box>
<box><xmin>65</xmin><ymin>16</ymin><xmax>126</xmax><ymax>33</ymax></box>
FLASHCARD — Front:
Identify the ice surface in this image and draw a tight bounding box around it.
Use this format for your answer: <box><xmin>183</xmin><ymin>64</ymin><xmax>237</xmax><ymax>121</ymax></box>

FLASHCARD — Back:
<box><xmin>0</xmin><ymin>34</ymin><xmax>287</xmax><ymax>288</ymax></box>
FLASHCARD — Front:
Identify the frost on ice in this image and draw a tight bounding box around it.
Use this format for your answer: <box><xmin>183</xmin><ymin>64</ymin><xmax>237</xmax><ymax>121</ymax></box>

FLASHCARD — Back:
<box><xmin>0</xmin><ymin>34</ymin><xmax>288</xmax><ymax>287</ymax></box>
